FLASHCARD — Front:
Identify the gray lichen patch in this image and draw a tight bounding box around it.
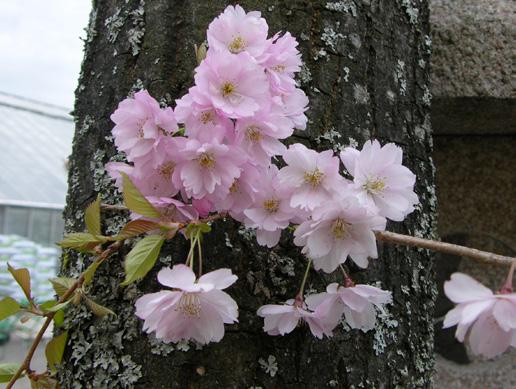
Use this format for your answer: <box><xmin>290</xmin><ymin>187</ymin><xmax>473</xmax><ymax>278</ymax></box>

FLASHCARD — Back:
<box><xmin>325</xmin><ymin>1</ymin><xmax>357</xmax><ymax>17</ymax></box>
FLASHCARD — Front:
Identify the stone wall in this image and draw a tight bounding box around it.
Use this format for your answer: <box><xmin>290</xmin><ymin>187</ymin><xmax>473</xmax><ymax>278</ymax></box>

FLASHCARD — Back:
<box><xmin>430</xmin><ymin>0</ymin><xmax>515</xmax><ymax>386</ymax></box>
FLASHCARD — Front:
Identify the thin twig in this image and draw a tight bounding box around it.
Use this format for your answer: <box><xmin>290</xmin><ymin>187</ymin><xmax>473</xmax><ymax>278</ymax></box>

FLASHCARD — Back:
<box><xmin>6</xmin><ymin>241</ymin><xmax>123</xmax><ymax>389</ymax></box>
<box><xmin>100</xmin><ymin>203</ymin><xmax>129</xmax><ymax>212</ymax></box>
<box><xmin>374</xmin><ymin>230</ymin><xmax>514</xmax><ymax>267</ymax></box>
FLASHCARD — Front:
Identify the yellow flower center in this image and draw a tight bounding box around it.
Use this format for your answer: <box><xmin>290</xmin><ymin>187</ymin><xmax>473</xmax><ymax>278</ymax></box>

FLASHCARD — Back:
<box><xmin>200</xmin><ymin>110</ymin><xmax>215</xmax><ymax>125</ymax></box>
<box><xmin>228</xmin><ymin>36</ymin><xmax>246</xmax><ymax>53</ymax></box>
<box><xmin>177</xmin><ymin>293</ymin><xmax>201</xmax><ymax>317</ymax></box>
<box><xmin>158</xmin><ymin>161</ymin><xmax>175</xmax><ymax>179</ymax></box>
<box><xmin>363</xmin><ymin>178</ymin><xmax>385</xmax><ymax>194</ymax></box>
<box><xmin>229</xmin><ymin>180</ymin><xmax>239</xmax><ymax>193</ymax></box>
<box><xmin>263</xmin><ymin>198</ymin><xmax>280</xmax><ymax>213</ymax></box>
<box><xmin>332</xmin><ymin>218</ymin><xmax>350</xmax><ymax>239</ymax></box>
<box><xmin>271</xmin><ymin>64</ymin><xmax>286</xmax><ymax>72</ymax></box>
<box><xmin>198</xmin><ymin>152</ymin><xmax>215</xmax><ymax>169</ymax></box>
<box><xmin>245</xmin><ymin>126</ymin><xmax>262</xmax><ymax>143</ymax></box>
<box><xmin>303</xmin><ymin>168</ymin><xmax>324</xmax><ymax>188</ymax></box>
<box><xmin>221</xmin><ymin>82</ymin><xmax>235</xmax><ymax>98</ymax></box>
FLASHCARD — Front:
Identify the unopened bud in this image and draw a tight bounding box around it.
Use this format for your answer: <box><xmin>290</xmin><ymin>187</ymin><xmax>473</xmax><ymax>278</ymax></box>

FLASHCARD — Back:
<box><xmin>195</xmin><ymin>42</ymin><xmax>208</xmax><ymax>65</ymax></box>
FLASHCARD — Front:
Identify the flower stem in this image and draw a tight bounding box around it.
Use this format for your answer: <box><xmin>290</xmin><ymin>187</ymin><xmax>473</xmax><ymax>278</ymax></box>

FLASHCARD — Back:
<box><xmin>500</xmin><ymin>258</ymin><xmax>516</xmax><ymax>293</ymax></box>
<box><xmin>297</xmin><ymin>259</ymin><xmax>312</xmax><ymax>298</ymax></box>
<box><xmin>197</xmin><ymin>236</ymin><xmax>203</xmax><ymax>277</ymax></box>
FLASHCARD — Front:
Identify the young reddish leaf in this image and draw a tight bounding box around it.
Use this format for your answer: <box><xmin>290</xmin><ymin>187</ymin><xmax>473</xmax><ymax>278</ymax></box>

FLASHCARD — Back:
<box><xmin>114</xmin><ymin>220</ymin><xmax>161</xmax><ymax>240</ymax></box>
<box><xmin>121</xmin><ymin>235</ymin><xmax>165</xmax><ymax>286</ymax></box>
<box><xmin>84</xmin><ymin>194</ymin><xmax>102</xmax><ymax>236</ymax></box>
<box><xmin>7</xmin><ymin>263</ymin><xmax>31</xmax><ymax>302</ymax></box>
<box><xmin>0</xmin><ymin>297</ymin><xmax>20</xmax><ymax>321</ymax></box>
<box><xmin>45</xmin><ymin>331</ymin><xmax>68</xmax><ymax>372</ymax></box>
<box><xmin>121</xmin><ymin>173</ymin><xmax>161</xmax><ymax>218</ymax></box>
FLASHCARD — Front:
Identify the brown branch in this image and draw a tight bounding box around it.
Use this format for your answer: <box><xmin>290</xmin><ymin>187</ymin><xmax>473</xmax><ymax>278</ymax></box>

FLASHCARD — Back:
<box><xmin>6</xmin><ymin>241</ymin><xmax>123</xmax><ymax>389</ymax></box>
<box><xmin>375</xmin><ymin>230</ymin><xmax>514</xmax><ymax>267</ymax></box>
<box><xmin>100</xmin><ymin>203</ymin><xmax>129</xmax><ymax>212</ymax></box>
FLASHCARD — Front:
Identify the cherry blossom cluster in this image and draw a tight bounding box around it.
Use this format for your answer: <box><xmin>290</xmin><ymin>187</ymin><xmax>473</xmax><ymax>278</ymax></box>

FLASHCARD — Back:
<box><xmin>104</xmin><ymin>4</ymin><xmax>417</xmax><ymax>345</ymax></box>
<box><xmin>103</xmin><ymin>4</ymin><xmax>515</xmax><ymax>356</ymax></box>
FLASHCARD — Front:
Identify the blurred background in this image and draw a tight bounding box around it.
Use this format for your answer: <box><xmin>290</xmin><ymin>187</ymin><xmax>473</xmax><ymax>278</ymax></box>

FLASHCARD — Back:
<box><xmin>0</xmin><ymin>1</ymin><xmax>514</xmax><ymax>388</ymax></box>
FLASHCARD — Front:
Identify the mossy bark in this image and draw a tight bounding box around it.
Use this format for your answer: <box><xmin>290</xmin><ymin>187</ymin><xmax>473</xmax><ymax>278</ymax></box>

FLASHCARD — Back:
<box><xmin>61</xmin><ymin>1</ymin><xmax>436</xmax><ymax>388</ymax></box>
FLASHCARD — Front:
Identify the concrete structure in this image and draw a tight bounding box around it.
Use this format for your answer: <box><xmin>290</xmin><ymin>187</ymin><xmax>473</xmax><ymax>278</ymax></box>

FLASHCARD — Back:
<box><xmin>430</xmin><ymin>0</ymin><xmax>515</xmax><ymax>387</ymax></box>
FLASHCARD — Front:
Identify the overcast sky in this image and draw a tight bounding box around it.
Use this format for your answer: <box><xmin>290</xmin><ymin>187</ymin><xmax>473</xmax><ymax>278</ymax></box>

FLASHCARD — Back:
<box><xmin>0</xmin><ymin>1</ymin><xmax>91</xmax><ymax>108</ymax></box>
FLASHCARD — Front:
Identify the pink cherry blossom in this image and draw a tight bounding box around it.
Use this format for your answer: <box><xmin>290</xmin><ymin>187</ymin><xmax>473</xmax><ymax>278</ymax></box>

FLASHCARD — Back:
<box><xmin>443</xmin><ymin>273</ymin><xmax>516</xmax><ymax>358</ymax></box>
<box><xmin>257</xmin><ymin>298</ymin><xmax>333</xmax><ymax>338</ymax></box>
<box><xmin>234</xmin><ymin>106</ymin><xmax>293</xmax><ymax>166</ymax></box>
<box><xmin>135</xmin><ymin>264</ymin><xmax>238</xmax><ymax>345</ymax></box>
<box><xmin>340</xmin><ymin>140</ymin><xmax>418</xmax><ymax>221</ymax></box>
<box><xmin>243</xmin><ymin>165</ymin><xmax>299</xmax><ymax>247</ymax></box>
<box><xmin>261</xmin><ymin>32</ymin><xmax>302</xmax><ymax>93</ymax></box>
<box><xmin>146</xmin><ymin>197</ymin><xmax>199</xmax><ymax>223</ymax></box>
<box><xmin>111</xmin><ymin>90</ymin><xmax>178</xmax><ymax>161</ymax></box>
<box><xmin>207</xmin><ymin>5</ymin><xmax>269</xmax><ymax>58</ymax></box>
<box><xmin>294</xmin><ymin>196</ymin><xmax>386</xmax><ymax>272</ymax></box>
<box><xmin>278</xmin><ymin>143</ymin><xmax>344</xmax><ymax>211</ymax></box>
<box><xmin>175</xmin><ymin>139</ymin><xmax>246</xmax><ymax>199</ymax></box>
<box><xmin>174</xmin><ymin>92</ymin><xmax>233</xmax><ymax>142</ymax></box>
<box><xmin>193</xmin><ymin>50</ymin><xmax>270</xmax><ymax>119</ymax></box>
<box><xmin>282</xmin><ymin>88</ymin><xmax>309</xmax><ymax>130</ymax></box>
<box><xmin>210</xmin><ymin>163</ymin><xmax>260</xmax><ymax>221</ymax></box>
<box><xmin>306</xmin><ymin>283</ymin><xmax>392</xmax><ymax>331</ymax></box>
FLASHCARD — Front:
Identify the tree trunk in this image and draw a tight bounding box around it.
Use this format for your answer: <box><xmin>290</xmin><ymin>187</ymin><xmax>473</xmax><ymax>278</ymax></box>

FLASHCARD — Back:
<box><xmin>61</xmin><ymin>1</ymin><xmax>436</xmax><ymax>388</ymax></box>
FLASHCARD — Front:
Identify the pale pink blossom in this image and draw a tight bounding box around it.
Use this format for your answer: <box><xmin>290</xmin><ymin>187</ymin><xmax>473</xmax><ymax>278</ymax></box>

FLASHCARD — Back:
<box><xmin>135</xmin><ymin>264</ymin><xmax>238</xmax><ymax>345</ymax></box>
<box><xmin>278</xmin><ymin>143</ymin><xmax>343</xmax><ymax>211</ymax></box>
<box><xmin>175</xmin><ymin>139</ymin><xmax>246</xmax><ymax>199</ymax></box>
<box><xmin>111</xmin><ymin>90</ymin><xmax>178</xmax><ymax>161</ymax></box>
<box><xmin>294</xmin><ymin>196</ymin><xmax>386</xmax><ymax>272</ymax></box>
<box><xmin>443</xmin><ymin>273</ymin><xmax>516</xmax><ymax>358</ymax></box>
<box><xmin>207</xmin><ymin>5</ymin><xmax>268</xmax><ymax>58</ymax></box>
<box><xmin>234</xmin><ymin>106</ymin><xmax>293</xmax><ymax>166</ymax></box>
<box><xmin>243</xmin><ymin>165</ymin><xmax>299</xmax><ymax>247</ymax></box>
<box><xmin>210</xmin><ymin>163</ymin><xmax>261</xmax><ymax>220</ymax></box>
<box><xmin>306</xmin><ymin>283</ymin><xmax>392</xmax><ymax>331</ymax></box>
<box><xmin>282</xmin><ymin>88</ymin><xmax>308</xmax><ymax>130</ymax></box>
<box><xmin>340</xmin><ymin>140</ymin><xmax>418</xmax><ymax>221</ymax></box>
<box><xmin>146</xmin><ymin>197</ymin><xmax>199</xmax><ymax>223</ymax></box>
<box><xmin>193</xmin><ymin>50</ymin><xmax>270</xmax><ymax>119</ymax></box>
<box><xmin>257</xmin><ymin>298</ymin><xmax>332</xmax><ymax>338</ymax></box>
<box><xmin>174</xmin><ymin>92</ymin><xmax>233</xmax><ymax>142</ymax></box>
<box><xmin>261</xmin><ymin>32</ymin><xmax>302</xmax><ymax>93</ymax></box>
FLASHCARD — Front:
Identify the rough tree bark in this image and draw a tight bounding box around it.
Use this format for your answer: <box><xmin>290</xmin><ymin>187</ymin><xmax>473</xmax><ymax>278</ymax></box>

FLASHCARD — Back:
<box><xmin>61</xmin><ymin>1</ymin><xmax>436</xmax><ymax>388</ymax></box>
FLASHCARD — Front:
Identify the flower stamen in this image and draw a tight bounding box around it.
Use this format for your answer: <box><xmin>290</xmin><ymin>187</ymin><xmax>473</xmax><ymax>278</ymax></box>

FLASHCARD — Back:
<box><xmin>198</xmin><ymin>152</ymin><xmax>215</xmax><ymax>169</ymax></box>
<box><xmin>177</xmin><ymin>293</ymin><xmax>201</xmax><ymax>317</ymax></box>
<box><xmin>263</xmin><ymin>198</ymin><xmax>280</xmax><ymax>213</ymax></box>
<box><xmin>221</xmin><ymin>82</ymin><xmax>235</xmax><ymax>98</ymax></box>
<box><xmin>303</xmin><ymin>168</ymin><xmax>324</xmax><ymax>188</ymax></box>
<box><xmin>245</xmin><ymin>126</ymin><xmax>262</xmax><ymax>143</ymax></box>
<box><xmin>332</xmin><ymin>218</ymin><xmax>350</xmax><ymax>239</ymax></box>
<box><xmin>228</xmin><ymin>36</ymin><xmax>246</xmax><ymax>53</ymax></box>
<box><xmin>363</xmin><ymin>178</ymin><xmax>385</xmax><ymax>195</ymax></box>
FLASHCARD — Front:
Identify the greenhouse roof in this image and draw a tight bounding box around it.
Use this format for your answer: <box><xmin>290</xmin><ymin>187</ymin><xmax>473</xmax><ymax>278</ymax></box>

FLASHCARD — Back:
<box><xmin>0</xmin><ymin>91</ymin><xmax>74</xmax><ymax>208</ymax></box>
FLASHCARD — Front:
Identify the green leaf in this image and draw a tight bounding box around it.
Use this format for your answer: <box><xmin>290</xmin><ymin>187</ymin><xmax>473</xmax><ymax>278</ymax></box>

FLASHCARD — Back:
<box><xmin>83</xmin><ymin>260</ymin><xmax>102</xmax><ymax>286</ymax></box>
<box><xmin>121</xmin><ymin>235</ymin><xmax>165</xmax><ymax>286</ymax></box>
<box><xmin>83</xmin><ymin>296</ymin><xmax>116</xmax><ymax>317</ymax></box>
<box><xmin>0</xmin><ymin>297</ymin><xmax>20</xmax><ymax>321</ymax></box>
<box><xmin>7</xmin><ymin>263</ymin><xmax>31</xmax><ymax>302</ymax></box>
<box><xmin>0</xmin><ymin>363</ymin><xmax>21</xmax><ymax>383</ymax></box>
<box><xmin>49</xmin><ymin>277</ymin><xmax>76</xmax><ymax>297</ymax></box>
<box><xmin>114</xmin><ymin>219</ymin><xmax>161</xmax><ymax>240</ymax></box>
<box><xmin>58</xmin><ymin>232</ymin><xmax>105</xmax><ymax>252</ymax></box>
<box><xmin>121</xmin><ymin>173</ymin><xmax>161</xmax><ymax>218</ymax></box>
<box><xmin>39</xmin><ymin>301</ymin><xmax>65</xmax><ymax>327</ymax></box>
<box><xmin>85</xmin><ymin>194</ymin><xmax>102</xmax><ymax>236</ymax></box>
<box><xmin>45</xmin><ymin>331</ymin><xmax>68</xmax><ymax>372</ymax></box>
<box><xmin>43</xmin><ymin>300</ymin><xmax>71</xmax><ymax>313</ymax></box>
